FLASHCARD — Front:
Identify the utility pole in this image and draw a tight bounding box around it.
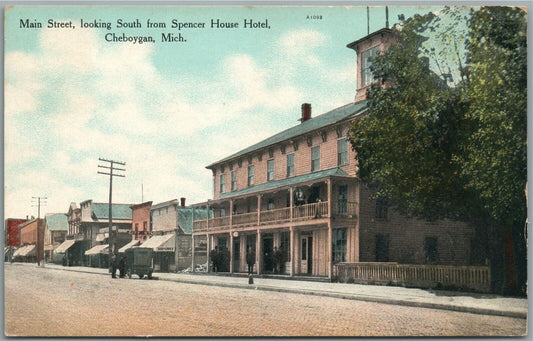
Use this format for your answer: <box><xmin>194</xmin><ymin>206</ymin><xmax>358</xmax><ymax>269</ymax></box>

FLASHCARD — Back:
<box><xmin>31</xmin><ymin>196</ymin><xmax>47</xmax><ymax>266</ymax></box>
<box><xmin>98</xmin><ymin>158</ymin><xmax>126</xmax><ymax>271</ymax></box>
<box><xmin>31</xmin><ymin>196</ymin><xmax>47</xmax><ymax>219</ymax></box>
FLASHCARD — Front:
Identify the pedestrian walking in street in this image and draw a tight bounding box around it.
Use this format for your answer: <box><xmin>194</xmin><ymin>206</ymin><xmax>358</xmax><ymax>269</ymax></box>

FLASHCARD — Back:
<box><xmin>246</xmin><ymin>247</ymin><xmax>255</xmax><ymax>275</ymax></box>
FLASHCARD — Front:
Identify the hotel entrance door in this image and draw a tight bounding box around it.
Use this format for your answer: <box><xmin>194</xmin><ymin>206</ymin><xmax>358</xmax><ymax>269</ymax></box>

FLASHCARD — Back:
<box><xmin>300</xmin><ymin>236</ymin><xmax>312</xmax><ymax>274</ymax></box>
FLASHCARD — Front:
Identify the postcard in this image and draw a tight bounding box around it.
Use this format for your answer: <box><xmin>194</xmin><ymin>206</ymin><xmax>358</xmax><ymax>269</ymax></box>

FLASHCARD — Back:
<box><xmin>4</xmin><ymin>3</ymin><xmax>528</xmax><ymax>337</ymax></box>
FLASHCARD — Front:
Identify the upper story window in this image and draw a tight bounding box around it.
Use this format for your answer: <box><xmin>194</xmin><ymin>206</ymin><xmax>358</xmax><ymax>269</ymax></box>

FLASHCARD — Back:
<box><xmin>231</xmin><ymin>170</ymin><xmax>237</xmax><ymax>191</ymax></box>
<box><xmin>219</xmin><ymin>173</ymin><xmax>226</xmax><ymax>193</ymax></box>
<box><xmin>337</xmin><ymin>137</ymin><xmax>348</xmax><ymax>165</ymax></box>
<box><xmin>375</xmin><ymin>196</ymin><xmax>388</xmax><ymax>219</ymax></box>
<box><xmin>338</xmin><ymin>185</ymin><xmax>348</xmax><ymax>215</ymax></box>
<box><xmin>361</xmin><ymin>45</ymin><xmax>379</xmax><ymax>86</ymax></box>
<box><xmin>267</xmin><ymin>198</ymin><xmax>275</xmax><ymax>210</ymax></box>
<box><xmin>311</xmin><ymin>146</ymin><xmax>320</xmax><ymax>172</ymax></box>
<box><xmin>267</xmin><ymin>159</ymin><xmax>275</xmax><ymax>181</ymax></box>
<box><xmin>287</xmin><ymin>153</ymin><xmax>294</xmax><ymax>177</ymax></box>
<box><xmin>248</xmin><ymin>165</ymin><xmax>255</xmax><ymax>186</ymax></box>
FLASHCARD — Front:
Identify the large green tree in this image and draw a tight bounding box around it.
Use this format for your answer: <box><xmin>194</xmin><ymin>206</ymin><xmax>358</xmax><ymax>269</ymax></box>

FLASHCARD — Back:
<box><xmin>349</xmin><ymin>6</ymin><xmax>527</xmax><ymax>294</ymax></box>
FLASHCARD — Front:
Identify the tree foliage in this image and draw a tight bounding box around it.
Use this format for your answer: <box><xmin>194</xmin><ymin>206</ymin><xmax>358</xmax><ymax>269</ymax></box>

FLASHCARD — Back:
<box><xmin>460</xmin><ymin>7</ymin><xmax>527</xmax><ymax>228</ymax></box>
<box><xmin>349</xmin><ymin>6</ymin><xmax>527</xmax><ymax>229</ymax></box>
<box><xmin>349</xmin><ymin>6</ymin><xmax>527</xmax><ymax>293</ymax></box>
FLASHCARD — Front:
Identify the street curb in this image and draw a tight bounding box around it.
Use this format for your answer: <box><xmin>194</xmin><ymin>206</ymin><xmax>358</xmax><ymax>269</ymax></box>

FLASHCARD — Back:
<box><xmin>158</xmin><ymin>276</ymin><xmax>527</xmax><ymax>320</ymax></box>
<box><xmin>26</xmin><ymin>264</ymin><xmax>527</xmax><ymax>320</ymax></box>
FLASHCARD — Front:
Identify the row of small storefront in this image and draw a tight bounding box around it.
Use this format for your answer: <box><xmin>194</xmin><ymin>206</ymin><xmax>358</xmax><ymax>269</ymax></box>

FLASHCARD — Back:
<box><xmin>51</xmin><ymin>232</ymin><xmax>187</xmax><ymax>271</ymax></box>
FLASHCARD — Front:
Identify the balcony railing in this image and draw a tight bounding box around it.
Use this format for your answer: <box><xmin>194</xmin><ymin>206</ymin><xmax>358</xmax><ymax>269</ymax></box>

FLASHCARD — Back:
<box><xmin>333</xmin><ymin>201</ymin><xmax>358</xmax><ymax>216</ymax></box>
<box><xmin>260</xmin><ymin>207</ymin><xmax>291</xmax><ymax>225</ymax></box>
<box><xmin>232</xmin><ymin>212</ymin><xmax>257</xmax><ymax>226</ymax></box>
<box><xmin>194</xmin><ymin>201</ymin><xmax>345</xmax><ymax>233</ymax></box>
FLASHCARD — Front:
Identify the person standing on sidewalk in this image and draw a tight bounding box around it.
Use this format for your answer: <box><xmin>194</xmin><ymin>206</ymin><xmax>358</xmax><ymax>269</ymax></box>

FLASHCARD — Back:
<box><xmin>111</xmin><ymin>253</ymin><xmax>117</xmax><ymax>278</ymax></box>
<box><xmin>210</xmin><ymin>246</ymin><xmax>219</xmax><ymax>273</ymax></box>
<box><xmin>246</xmin><ymin>247</ymin><xmax>255</xmax><ymax>275</ymax></box>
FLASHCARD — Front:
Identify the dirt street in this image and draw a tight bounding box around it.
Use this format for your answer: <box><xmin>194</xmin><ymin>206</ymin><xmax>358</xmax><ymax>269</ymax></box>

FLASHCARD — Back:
<box><xmin>4</xmin><ymin>264</ymin><xmax>527</xmax><ymax>337</ymax></box>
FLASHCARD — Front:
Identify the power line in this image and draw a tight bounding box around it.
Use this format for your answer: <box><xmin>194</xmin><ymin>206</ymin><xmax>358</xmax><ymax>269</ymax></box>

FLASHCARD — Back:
<box><xmin>97</xmin><ymin>158</ymin><xmax>126</xmax><ymax>271</ymax></box>
<box><xmin>31</xmin><ymin>196</ymin><xmax>47</xmax><ymax>219</ymax></box>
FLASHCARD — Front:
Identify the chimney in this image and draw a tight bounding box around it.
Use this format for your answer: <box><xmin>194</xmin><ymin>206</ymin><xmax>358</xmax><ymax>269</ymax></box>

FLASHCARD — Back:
<box><xmin>300</xmin><ymin>103</ymin><xmax>312</xmax><ymax>123</ymax></box>
<box><xmin>180</xmin><ymin>197</ymin><xmax>186</xmax><ymax>207</ymax></box>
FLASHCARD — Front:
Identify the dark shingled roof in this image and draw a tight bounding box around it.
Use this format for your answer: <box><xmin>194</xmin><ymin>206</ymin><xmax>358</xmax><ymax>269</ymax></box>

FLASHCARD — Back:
<box><xmin>207</xmin><ymin>101</ymin><xmax>368</xmax><ymax>169</ymax></box>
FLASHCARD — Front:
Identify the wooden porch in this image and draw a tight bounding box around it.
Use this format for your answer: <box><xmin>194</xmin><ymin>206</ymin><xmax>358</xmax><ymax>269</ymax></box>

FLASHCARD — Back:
<box><xmin>193</xmin><ymin>201</ymin><xmax>358</xmax><ymax>233</ymax></box>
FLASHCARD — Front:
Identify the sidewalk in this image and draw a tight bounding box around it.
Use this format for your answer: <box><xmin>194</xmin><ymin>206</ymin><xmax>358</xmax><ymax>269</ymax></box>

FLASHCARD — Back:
<box><xmin>28</xmin><ymin>263</ymin><xmax>528</xmax><ymax>319</ymax></box>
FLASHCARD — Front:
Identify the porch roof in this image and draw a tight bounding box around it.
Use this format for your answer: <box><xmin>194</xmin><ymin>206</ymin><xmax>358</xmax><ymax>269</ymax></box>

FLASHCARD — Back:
<box><xmin>216</xmin><ymin>167</ymin><xmax>349</xmax><ymax>200</ymax></box>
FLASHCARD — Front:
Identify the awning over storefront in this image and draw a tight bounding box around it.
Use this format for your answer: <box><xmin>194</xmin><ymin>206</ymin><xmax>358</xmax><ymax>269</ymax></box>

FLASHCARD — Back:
<box><xmin>118</xmin><ymin>239</ymin><xmax>140</xmax><ymax>253</ymax></box>
<box><xmin>139</xmin><ymin>234</ymin><xmax>175</xmax><ymax>252</ymax></box>
<box><xmin>84</xmin><ymin>244</ymin><xmax>109</xmax><ymax>256</ymax></box>
<box><xmin>13</xmin><ymin>245</ymin><xmax>36</xmax><ymax>257</ymax></box>
<box><xmin>54</xmin><ymin>239</ymin><xmax>76</xmax><ymax>254</ymax></box>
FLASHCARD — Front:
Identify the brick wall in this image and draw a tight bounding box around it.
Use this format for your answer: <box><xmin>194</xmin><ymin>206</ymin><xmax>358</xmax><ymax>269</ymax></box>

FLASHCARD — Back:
<box><xmin>212</xmin><ymin>121</ymin><xmax>356</xmax><ymax>200</ymax></box>
<box><xmin>131</xmin><ymin>202</ymin><xmax>152</xmax><ymax>241</ymax></box>
<box><xmin>358</xmin><ymin>186</ymin><xmax>474</xmax><ymax>266</ymax></box>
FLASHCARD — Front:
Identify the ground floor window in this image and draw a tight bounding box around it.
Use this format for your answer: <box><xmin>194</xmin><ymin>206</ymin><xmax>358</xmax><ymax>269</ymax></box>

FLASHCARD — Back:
<box><xmin>332</xmin><ymin>228</ymin><xmax>347</xmax><ymax>263</ymax></box>
<box><xmin>375</xmin><ymin>234</ymin><xmax>389</xmax><ymax>262</ymax></box>
<box><xmin>424</xmin><ymin>237</ymin><xmax>438</xmax><ymax>263</ymax></box>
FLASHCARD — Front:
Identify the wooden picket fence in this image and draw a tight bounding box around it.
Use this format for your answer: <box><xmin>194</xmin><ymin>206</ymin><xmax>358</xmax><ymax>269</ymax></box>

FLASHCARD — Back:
<box><xmin>334</xmin><ymin>262</ymin><xmax>491</xmax><ymax>293</ymax></box>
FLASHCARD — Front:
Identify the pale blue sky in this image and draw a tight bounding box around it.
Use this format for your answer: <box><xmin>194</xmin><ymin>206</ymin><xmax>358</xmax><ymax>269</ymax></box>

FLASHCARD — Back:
<box><xmin>5</xmin><ymin>5</ymin><xmax>447</xmax><ymax>218</ymax></box>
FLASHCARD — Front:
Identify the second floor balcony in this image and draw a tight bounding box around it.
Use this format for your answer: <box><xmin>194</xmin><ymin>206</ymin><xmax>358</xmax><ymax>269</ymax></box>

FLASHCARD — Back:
<box><xmin>194</xmin><ymin>200</ymin><xmax>358</xmax><ymax>234</ymax></box>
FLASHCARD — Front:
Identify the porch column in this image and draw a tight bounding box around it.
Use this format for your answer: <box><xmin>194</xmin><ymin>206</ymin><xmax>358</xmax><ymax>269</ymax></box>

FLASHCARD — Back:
<box><xmin>191</xmin><ymin>234</ymin><xmax>195</xmax><ymax>273</ymax></box>
<box><xmin>290</xmin><ymin>226</ymin><xmax>294</xmax><ymax>277</ymax></box>
<box><xmin>257</xmin><ymin>195</ymin><xmax>262</xmax><ymax>225</ymax></box>
<box><xmin>327</xmin><ymin>179</ymin><xmax>333</xmax><ymax>279</ymax></box>
<box><xmin>229</xmin><ymin>199</ymin><xmax>234</xmax><ymax>274</ymax></box>
<box><xmin>256</xmin><ymin>229</ymin><xmax>262</xmax><ymax>275</ymax></box>
<box><xmin>206</xmin><ymin>233</ymin><xmax>211</xmax><ymax>272</ymax></box>
<box><xmin>289</xmin><ymin>187</ymin><xmax>294</xmax><ymax>277</ymax></box>
<box><xmin>229</xmin><ymin>199</ymin><xmax>234</xmax><ymax>228</ymax></box>
<box><xmin>206</xmin><ymin>202</ymin><xmax>211</xmax><ymax>272</ymax></box>
<box><xmin>229</xmin><ymin>232</ymin><xmax>234</xmax><ymax>273</ymax></box>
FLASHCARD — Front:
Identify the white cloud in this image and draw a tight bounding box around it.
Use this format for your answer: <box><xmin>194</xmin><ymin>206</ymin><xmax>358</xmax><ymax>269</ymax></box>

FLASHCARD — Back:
<box><xmin>4</xmin><ymin>24</ymin><xmax>350</xmax><ymax>218</ymax></box>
